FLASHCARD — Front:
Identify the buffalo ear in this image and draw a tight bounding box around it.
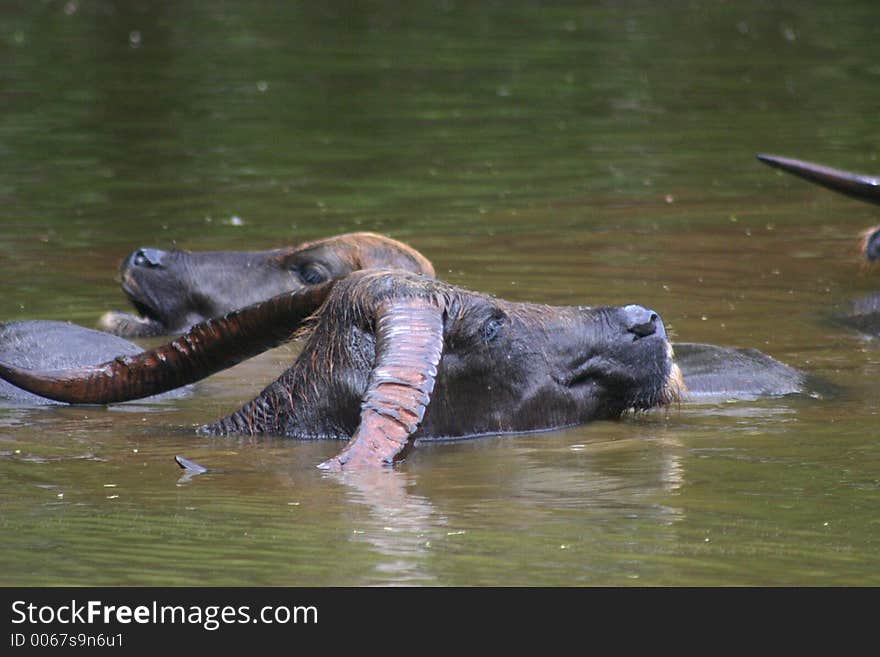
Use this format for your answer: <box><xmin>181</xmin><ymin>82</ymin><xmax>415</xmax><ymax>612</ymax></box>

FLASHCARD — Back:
<box><xmin>318</xmin><ymin>296</ymin><xmax>445</xmax><ymax>470</ymax></box>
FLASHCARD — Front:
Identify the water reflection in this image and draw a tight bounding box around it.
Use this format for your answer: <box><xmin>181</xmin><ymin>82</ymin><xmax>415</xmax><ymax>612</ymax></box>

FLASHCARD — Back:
<box><xmin>515</xmin><ymin>429</ymin><xmax>687</xmax><ymax>526</ymax></box>
<box><xmin>313</xmin><ymin>426</ymin><xmax>694</xmax><ymax>585</ymax></box>
<box><xmin>324</xmin><ymin>468</ymin><xmax>442</xmax><ymax>585</ymax></box>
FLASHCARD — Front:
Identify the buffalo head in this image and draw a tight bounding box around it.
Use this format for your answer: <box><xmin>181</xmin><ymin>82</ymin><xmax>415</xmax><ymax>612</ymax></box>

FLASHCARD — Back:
<box><xmin>0</xmin><ymin>270</ymin><xmax>683</xmax><ymax>469</ymax></box>
<box><xmin>98</xmin><ymin>232</ymin><xmax>434</xmax><ymax>337</ymax></box>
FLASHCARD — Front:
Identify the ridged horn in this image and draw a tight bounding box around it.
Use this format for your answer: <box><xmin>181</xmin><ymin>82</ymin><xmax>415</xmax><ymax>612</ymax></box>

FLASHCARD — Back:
<box><xmin>0</xmin><ymin>282</ymin><xmax>335</xmax><ymax>404</ymax></box>
<box><xmin>318</xmin><ymin>296</ymin><xmax>445</xmax><ymax>470</ymax></box>
<box><xmin>757</xmin><ymin>153</ymin><xmax>880</xmax><ymax>205</ymax></box>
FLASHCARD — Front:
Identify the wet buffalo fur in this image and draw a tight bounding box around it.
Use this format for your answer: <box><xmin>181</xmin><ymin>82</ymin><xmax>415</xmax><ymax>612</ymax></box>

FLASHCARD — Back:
<box><xmin>99</xmin><ymin>232</ymin><xmax>435</xmax><ymax>337</ymax></box>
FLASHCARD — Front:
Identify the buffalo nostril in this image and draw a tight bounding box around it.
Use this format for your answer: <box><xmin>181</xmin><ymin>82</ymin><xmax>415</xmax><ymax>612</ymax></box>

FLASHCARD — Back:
<box><xmin>131</xmin><ymin>248</ymin><xmax>166</xmax><ymax>269</ymax></box>
<box><xmin>623</xmin><ymin>304</ymin><xmax>659</xmax><ymax>338</ymax></box>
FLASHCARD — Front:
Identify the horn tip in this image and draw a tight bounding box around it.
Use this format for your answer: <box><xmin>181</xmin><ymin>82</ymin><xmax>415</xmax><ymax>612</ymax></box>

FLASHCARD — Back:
<box><xmin>756</xmin><ymin>153</ymin><xmax>784</xmax><ymax>167</ymax></box>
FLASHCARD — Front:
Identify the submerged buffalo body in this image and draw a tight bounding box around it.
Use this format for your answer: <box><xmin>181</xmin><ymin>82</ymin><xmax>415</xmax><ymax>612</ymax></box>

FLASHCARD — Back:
<box><xmin>758</xmin><ymin>153</ymin><xmax>880</xmax><ymax>336</ymax></box>
<box><xmin>0</xmin><ymin>271</ymin><xmax>684</xmax><ymax>469</ymax></box>
<box><xmin>99</xmin><ymin>232</ymin><xmax>434</xmax><ymax>337</ymax></box>
<box><xmin>0</xmin><ymin>321</ymin><xmax>144</xmax><ymax>405</ymax></box>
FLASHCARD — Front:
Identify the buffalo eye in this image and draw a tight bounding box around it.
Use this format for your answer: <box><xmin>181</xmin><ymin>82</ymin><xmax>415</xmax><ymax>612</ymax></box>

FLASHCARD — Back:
<box><xmin>480</xmin><ymin>313</ymin><xmax>506</xmax><ymax>343</ymax></box>
<box><xmin>299</xmin><ymin>265</ymin><xmax>327</xmax><ymax>284</ymax></box>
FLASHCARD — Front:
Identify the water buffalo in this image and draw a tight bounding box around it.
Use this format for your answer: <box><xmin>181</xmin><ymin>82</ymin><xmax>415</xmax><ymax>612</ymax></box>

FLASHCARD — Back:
<box><xmin>0</xmin><ymin>226</ymin><xmax>812</xmax><ymax>408</ymax></box>
<box><xmin>98</xmin><ymin>232</ymin><xmax>435</xmax><ymax>337</ymax></box>
<box><xmin>86</xmin><ymin>224</ymin><xmax>811</xmax><ymax>398</ymax></box>
<box><xmin>757</xmin><ymin>153</ymin><xmax>880</xmax><ymax>335</ymax></box>
<box><xmin>0</xmin><ymin>270</ymin><xmax>685</xmax><ymax>469</ymax></box>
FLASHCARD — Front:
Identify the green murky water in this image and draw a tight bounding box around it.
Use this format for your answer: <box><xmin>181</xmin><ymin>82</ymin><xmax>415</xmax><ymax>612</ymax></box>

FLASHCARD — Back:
<box><xmin>1</xmin><ymin>0</ymin><xmax>879</xmax><ymax>586</ymax></box>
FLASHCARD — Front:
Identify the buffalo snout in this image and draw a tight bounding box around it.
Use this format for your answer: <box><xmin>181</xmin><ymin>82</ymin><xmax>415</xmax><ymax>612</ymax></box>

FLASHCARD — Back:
<box><xmin>622</xmin><ymin>304</ymin><xmax>664</xmax><ymax>339</ymax></box>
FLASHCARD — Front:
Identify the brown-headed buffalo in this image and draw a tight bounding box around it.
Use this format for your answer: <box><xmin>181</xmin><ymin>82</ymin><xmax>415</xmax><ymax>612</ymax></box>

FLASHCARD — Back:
<box><xmin>98</xmin><ymin>232</ymin><xmax>434</xmax><ymax>337</ymax></box>
<box><xmin>0</xmin><ymin>271</ymin><xmax>685</xmax><ymax>469</ymax></box>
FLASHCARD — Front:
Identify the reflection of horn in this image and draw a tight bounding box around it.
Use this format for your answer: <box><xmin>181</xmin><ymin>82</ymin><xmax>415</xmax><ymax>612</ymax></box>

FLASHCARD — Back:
<box><xmin>331</xmin><ymin>467</ymin><xmax>441</xmax><ymax>584</ymax></box>
<box><xmin>757</xmin><ymin>153</ymin><xmax>880</xmax><ymax>205</ymax></box>
<box><xmin>319</xmin><ymin>297</ymin><xmax>444</xmax><ymax>470</ymax></box>
<box><xmin>0</xmin><ymin>283</ymin><xmax>335</xmax><ymax>404</ymax></box>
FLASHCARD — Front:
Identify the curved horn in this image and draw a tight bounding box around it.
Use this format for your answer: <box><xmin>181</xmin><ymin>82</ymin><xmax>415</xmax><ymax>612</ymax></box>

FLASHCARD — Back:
<box><xmin>0</xmin><ymin>282</ymin><xmax>335</xmax><ymax>404</ymax></box>
<box><xmin>757</xmin><ymin>153</ymin><xmax>880</xmax><ymax>205</ymax></box>
<box><xmin>318</xmin><ymin>296</ymin><xmax>445</xmax><ymax>470</ymax></box>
